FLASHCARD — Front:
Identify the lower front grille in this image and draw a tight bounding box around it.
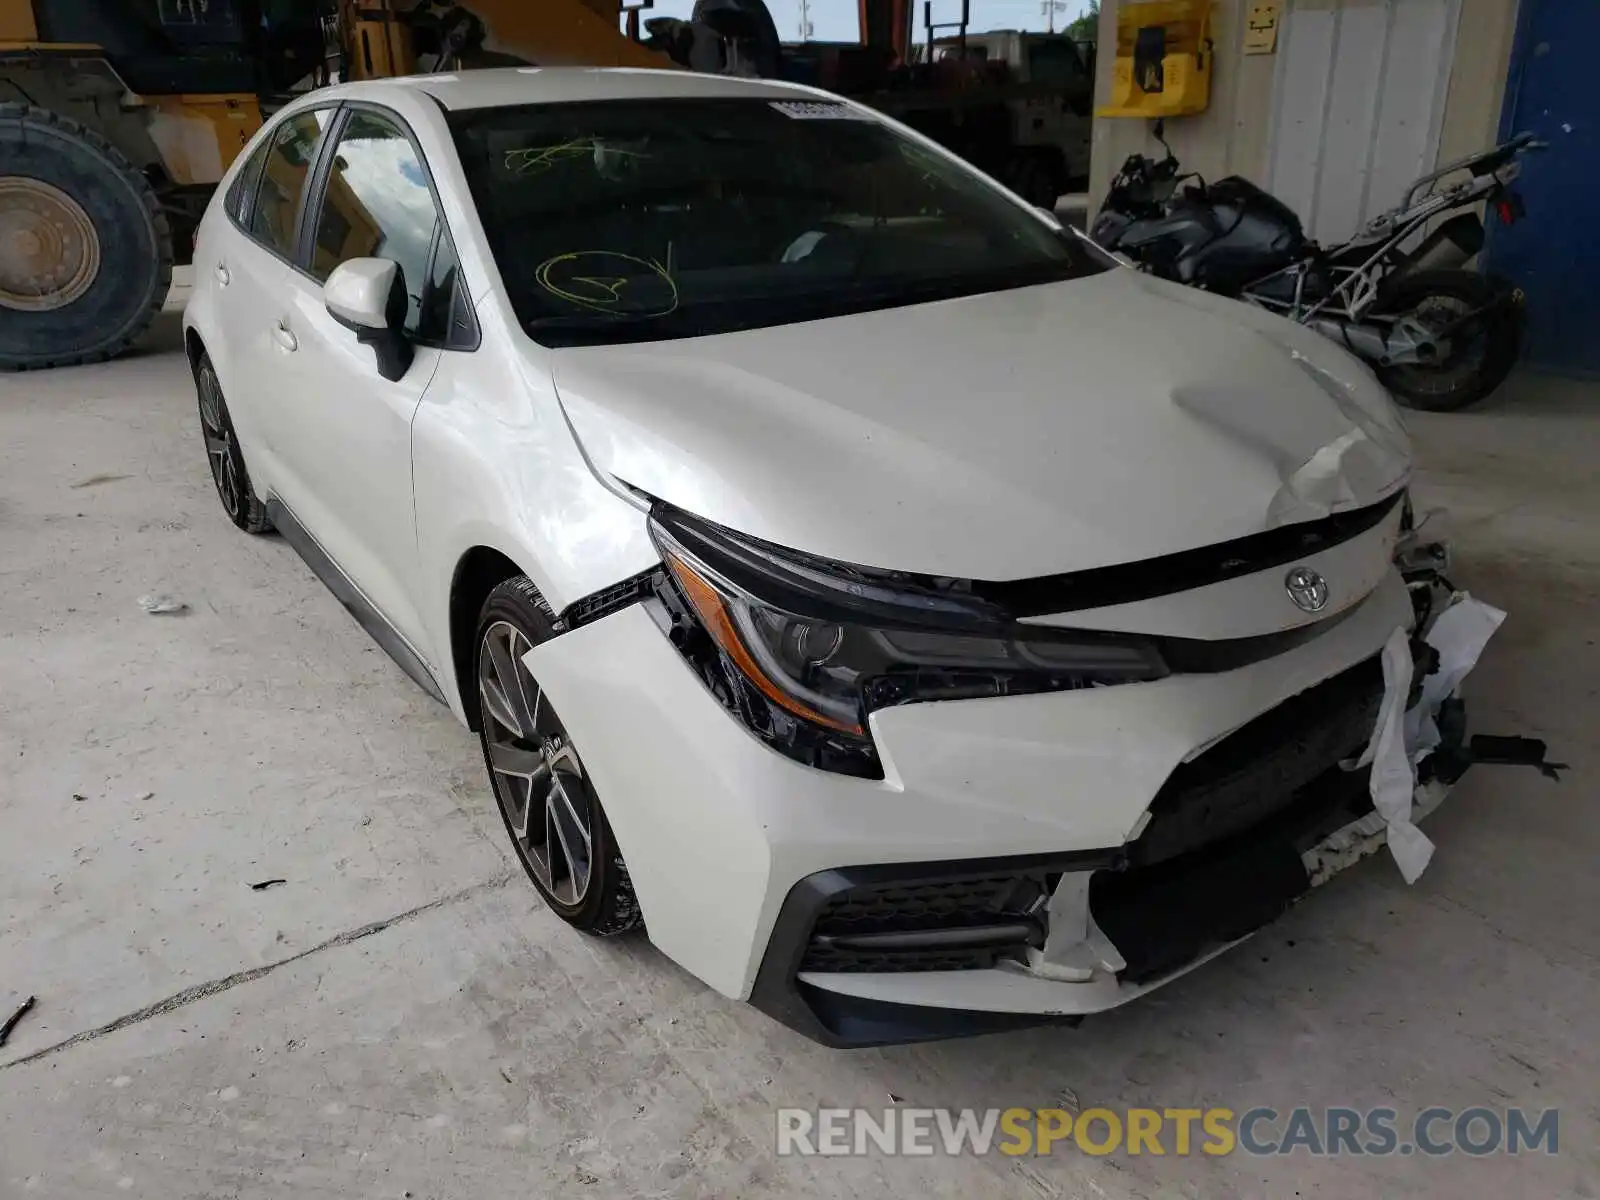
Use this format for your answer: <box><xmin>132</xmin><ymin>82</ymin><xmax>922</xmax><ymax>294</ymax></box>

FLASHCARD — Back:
<box><xmin>799</xmin><ymin>874</ymin><xmax>1052</xmax><ymax>973</ymax></box>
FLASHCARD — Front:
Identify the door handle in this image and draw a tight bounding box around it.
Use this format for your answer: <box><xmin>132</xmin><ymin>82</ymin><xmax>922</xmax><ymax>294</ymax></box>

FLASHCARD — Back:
<box><xmin>214</xmin><ymin>262</ymin><xmax>230</xmax><ymax>286</ymax></box>
<box><xmin>271</xmin><ymin>321</ymin><xmax>298</xmax><ymax>353</ymax></box>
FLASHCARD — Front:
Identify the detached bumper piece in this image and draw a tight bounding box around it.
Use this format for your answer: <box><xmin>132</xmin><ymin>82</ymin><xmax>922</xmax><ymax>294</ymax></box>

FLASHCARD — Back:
<box><xmin>753</xmin><ymin>659</ymin><xmax>1391</xmax><ymax>1047</ymax></box>
<box><xmin>1429</xmin><ymin>728</ymin><xmax>1568</xmax><ymax>784</ymax></box>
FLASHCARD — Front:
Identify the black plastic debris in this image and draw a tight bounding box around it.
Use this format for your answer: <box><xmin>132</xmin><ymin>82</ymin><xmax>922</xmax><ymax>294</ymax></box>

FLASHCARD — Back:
<box><xmin>1429</xmin><ymin>725</ymin><xmax>1569</xmax><ymax>785</ymax></box>
<box><xmin>1464</xmin><ymin>735</ymin><xmax>1568</xmax><ymax>781</ymax></box>
<box><xmin>1</xmin><ymin>995</ymin><xmax>36</xmax><ymax>1047</ymax></box>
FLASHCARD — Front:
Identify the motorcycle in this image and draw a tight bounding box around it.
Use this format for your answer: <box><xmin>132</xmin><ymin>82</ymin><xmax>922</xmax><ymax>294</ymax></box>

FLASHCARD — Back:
<box><xmin>1091</xmin><ymin>127</ymin><xmax>1546</xmax><ymax>411</ymax></box>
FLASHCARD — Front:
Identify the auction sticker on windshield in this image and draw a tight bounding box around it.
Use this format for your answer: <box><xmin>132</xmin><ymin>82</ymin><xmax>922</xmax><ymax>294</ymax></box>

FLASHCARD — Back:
<box><xmin>769</xmin><ymin>101</ymin><xmax>869</xmax><ymax>120</ymax></box>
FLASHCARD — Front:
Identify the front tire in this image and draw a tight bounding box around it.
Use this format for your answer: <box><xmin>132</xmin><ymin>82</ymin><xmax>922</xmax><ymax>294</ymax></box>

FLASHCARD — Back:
<box><xmin>1373</xmin><ymin>269</ymin><xmax>1522</xmax><ymax>412</ymax></box>
<box><xmin>475</xmin><ymin>577</ymin><xmax>641</xmax><ymax>936</ymax></box>
<box><xmin>194</xmin><ymin>353</ymin><xmax>272</xmax><ymax>533</ymax></box>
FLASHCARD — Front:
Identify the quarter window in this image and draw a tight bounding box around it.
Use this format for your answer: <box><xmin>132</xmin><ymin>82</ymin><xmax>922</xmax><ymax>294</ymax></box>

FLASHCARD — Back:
<box><xmin>248</xmin><ymin>108</ymin><xmax>335</xmax><ymax>259</ymax></box>
<box><xmin>226</xmin><ymin>138</ymin><xmax>269</xmax><ymax>226</ymax></box>
<box><xmin>308</xmin><ymin>111</ymin><xmax>441</xmax><ymax>334</ymax></box>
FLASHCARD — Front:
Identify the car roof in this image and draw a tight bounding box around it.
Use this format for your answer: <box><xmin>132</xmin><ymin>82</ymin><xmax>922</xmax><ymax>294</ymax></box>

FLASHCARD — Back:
<box><xmin>326</xmin><ymin>66</ymin><xmax>822</xmax><ymax>112</ymax></box>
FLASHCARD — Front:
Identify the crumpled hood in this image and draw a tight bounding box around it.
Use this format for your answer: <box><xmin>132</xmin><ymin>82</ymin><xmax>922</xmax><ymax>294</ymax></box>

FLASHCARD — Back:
<box><xmin>549</xmin><ymin>268</ymin><xmax>1410</xmax><ymax>579</ymax></box>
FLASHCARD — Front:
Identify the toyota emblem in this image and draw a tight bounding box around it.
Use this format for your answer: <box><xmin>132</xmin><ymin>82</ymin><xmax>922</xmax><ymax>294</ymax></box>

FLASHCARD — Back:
<box><xmin>1284</xmin><ymin>566</ymin><xmax>1330</xmax><ymax>613</ymax></box>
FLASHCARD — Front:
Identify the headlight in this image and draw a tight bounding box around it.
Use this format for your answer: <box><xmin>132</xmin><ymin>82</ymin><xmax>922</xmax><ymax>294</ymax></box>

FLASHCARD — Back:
<box><xmin>647</xmin><ymin>507</ymin><xmax>1168</xmax><ymax>779</ymax></box>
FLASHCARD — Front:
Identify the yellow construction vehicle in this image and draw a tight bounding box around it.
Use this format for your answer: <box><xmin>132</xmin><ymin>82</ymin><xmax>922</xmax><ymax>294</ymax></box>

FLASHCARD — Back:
<box><xmin>2</xmin><ymin>0</ymin><xmax>1072</xmax><ymax>369</ymax></box>
<box><xmin>0</xmin><ymin>0</ymin><xmax>672</xmax><ymax>369</ymax></box>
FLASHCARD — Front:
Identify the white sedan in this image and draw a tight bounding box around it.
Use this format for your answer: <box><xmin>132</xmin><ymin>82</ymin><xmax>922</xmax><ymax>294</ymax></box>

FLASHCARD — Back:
<box><xmin>185</xmin><ymin>68</ymin><xmax>1425</xmax><ymax>1046</ymax></box>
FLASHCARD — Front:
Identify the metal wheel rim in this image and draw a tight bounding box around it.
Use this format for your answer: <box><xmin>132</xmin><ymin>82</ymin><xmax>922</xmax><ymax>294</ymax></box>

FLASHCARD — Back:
<box><xmin>197</xmin><ymin>368</ymin><xmax>244</xmax><ymax>518</ymax></box>
<box><xmin>478</xmin><ymin>620</ymin><xmax>595</xmax><ymax>906</ymax></box>
<box><xmin>0</xmin><ymin>177</ymin><xmax>101</xmax><ymax>312</ymax></box>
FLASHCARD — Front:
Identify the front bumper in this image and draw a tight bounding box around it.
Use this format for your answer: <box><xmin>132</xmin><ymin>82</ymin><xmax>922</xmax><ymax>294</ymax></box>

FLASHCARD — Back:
<box><xmin>750</xmin><ymin>687</ymin><xmax>1403</xmax><ymax>1046</ymax></box>
<box><xmin>526</xmin><ymin>567</ymin><xmax>1421</xmax><ymax>1043</ymax></box>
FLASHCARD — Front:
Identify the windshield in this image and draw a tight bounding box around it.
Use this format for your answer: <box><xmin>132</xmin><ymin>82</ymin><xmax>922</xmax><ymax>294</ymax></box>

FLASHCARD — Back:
<box><xmin>449</xmin><ymin>97</ymin><xmax>1109</xmax><ymax>347</ymax></box>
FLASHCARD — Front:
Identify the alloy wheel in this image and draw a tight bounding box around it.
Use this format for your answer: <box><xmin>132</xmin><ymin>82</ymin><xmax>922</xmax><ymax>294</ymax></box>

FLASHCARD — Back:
<box><xmin>478</xmin><ymin>620</ymin><xmax>595</xmax><ymax>906</ymax></box>
<box><xmin>197</xmin><ymin>365</ymin><xmax>244</xmax><ymax>519</ymax></box>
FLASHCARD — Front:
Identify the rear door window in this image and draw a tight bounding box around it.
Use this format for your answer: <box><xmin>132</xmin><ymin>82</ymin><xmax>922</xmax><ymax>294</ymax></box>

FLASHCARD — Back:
<box><xmin>248</xmin><ymin>107</ymin><xmax>336</xmax><ymax>260</ymax></box>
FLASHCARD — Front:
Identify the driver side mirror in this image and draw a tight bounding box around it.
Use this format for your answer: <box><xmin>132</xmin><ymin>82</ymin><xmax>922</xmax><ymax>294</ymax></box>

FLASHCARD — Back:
<box><xmin>324</xmin><ymin>257</ymin><xmax>415</xmax><ymax>383</ymax></box>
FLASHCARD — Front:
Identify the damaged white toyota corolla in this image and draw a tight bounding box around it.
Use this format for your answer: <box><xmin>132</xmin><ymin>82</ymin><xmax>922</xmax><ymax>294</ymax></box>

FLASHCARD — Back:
<box><xmin>185</xmin><ymin>69</ymin><xmax>1487</xmax><ymax>1045</ymax></box>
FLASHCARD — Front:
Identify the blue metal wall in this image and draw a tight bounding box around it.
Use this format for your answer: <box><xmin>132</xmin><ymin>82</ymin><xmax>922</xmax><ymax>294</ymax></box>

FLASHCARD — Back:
<box><xmin>1488</xmin><ymin>0</ymin><xmax>1600</xmax><ymax>376</ymax></box>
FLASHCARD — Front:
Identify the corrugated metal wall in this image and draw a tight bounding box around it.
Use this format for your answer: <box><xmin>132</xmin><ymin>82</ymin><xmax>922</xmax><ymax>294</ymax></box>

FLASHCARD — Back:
<box><xmin>1264</xmin><ymin>0</ymin><xmax>1461</xmax><ymax>243</ymax></box>
<box><xmin>1088</xmin><ymin>0</ymin><xmax>1517</xmax><ymax>236</ymax></box>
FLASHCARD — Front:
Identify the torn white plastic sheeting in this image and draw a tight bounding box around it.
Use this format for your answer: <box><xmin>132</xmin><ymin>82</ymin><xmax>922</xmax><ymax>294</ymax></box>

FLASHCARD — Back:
<box><xmin>1303</xmin><ymin>778</ymin><xmax>1450</xmax><ymax>887</ymax></box>
<box><xmin>1024</xmin><ymin>872</ymin><xmax>1126</xmax><ymax>983</ymax></box>
<box><xmin>1359</xmin><ymin>627</ymin><xmax>1434</xmax><ymax>884</ymax></box>
<box><xmin>1356</xmin><ymin>594</ymin><xmax>1504</xmax><ymax>884</ymax></box>
<box><xmin>1407</xmin><ymin>596</ymin><xmax>1507</xmax><ymax>764</ymax></box>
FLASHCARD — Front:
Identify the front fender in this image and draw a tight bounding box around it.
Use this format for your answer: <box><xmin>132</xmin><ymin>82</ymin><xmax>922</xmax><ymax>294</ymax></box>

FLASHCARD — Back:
<box><xmin>411</xmin><ymin>318</ymin><xmax>658</xmax><ymax>724</ymax></box>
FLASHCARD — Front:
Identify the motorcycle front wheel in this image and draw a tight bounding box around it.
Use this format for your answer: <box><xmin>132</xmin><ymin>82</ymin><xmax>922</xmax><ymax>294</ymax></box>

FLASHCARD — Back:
<box><xmin>1373</xmin><ymin>269</ymin><xmax>1523</xmax><ymax>412</ymax></box>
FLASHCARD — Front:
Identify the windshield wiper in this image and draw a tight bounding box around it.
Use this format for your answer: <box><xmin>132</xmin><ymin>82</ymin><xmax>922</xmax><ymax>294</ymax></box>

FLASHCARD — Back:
<box><xmin>526</xmin><ymin>311</ymin><xmax>679</xmax><ymax>331</ymax></box>
<box><xmin>524</xmin><ymin>309</ymin><xmax>693</xmax><ymax>347</ymax></box>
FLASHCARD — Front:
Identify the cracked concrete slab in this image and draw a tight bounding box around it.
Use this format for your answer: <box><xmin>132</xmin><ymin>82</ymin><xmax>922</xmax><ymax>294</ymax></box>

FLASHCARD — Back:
<box><xmin>1</xmin><ymin>309</ymin><xmax>515</xmax><ymax>1065</ymax></box>
<box><xmin>3</xmin><ymin>870</ymin><xmax>519</xmax><ymax>1071</ymax></box>
<box><xmin>1</xmin><ymin>300</ymin><xmax>1598</xmax><ymax>1197</ymax></box>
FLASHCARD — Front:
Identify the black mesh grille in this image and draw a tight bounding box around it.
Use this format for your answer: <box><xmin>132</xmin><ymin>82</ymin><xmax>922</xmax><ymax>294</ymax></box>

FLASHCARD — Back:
<box><xmin>802</xmin><ymin>947</ymin><xmax>1021</xmax><ymax>973</ymax></box>
<box><xmin>800</xmin><ymin>874</ymin><xmax>1051</xmax><ymax>973</ymax></box>
<box><xmin>1129</xmin><ymin>657</ymin><xmax>1384</xmax><ymax>867</ymax></box>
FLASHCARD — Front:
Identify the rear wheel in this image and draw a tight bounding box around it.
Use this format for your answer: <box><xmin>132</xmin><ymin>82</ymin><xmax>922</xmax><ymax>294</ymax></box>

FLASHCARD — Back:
<box><xmin>0</xmin><ymin>103</ymin><xmax>172</xmax><ymax>370</ymax></box>
<box><xmin>475</xmin><ymin>577</ymin><xmax>641</xmax><ymax>936</ymax></box>
<box><xmin>1373</xmin><ymin>269</ymin><xmax>1522</xmax><ymax>412</ymax></box>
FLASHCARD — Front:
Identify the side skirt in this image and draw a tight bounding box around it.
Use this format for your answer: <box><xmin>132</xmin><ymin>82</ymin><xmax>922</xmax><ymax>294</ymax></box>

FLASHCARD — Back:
<box><xmin>265</xmin><ymin>498</ymin><xmax>447</xmax><ymax>706</ymax></box>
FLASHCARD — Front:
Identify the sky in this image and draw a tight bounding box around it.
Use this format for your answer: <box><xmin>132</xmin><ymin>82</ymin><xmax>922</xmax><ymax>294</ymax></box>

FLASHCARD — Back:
<box><xmin>641</xmin><ymin>0</ymin><xmax>1095</xmax><ymax>43</ymax></box>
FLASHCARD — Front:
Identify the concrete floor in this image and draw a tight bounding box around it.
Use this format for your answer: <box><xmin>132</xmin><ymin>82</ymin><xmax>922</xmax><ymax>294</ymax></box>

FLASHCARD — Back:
<box><xmin>2</xmin><ymin>288</ymin><xmax>1597</xmax><ymax>1199</ymax></box>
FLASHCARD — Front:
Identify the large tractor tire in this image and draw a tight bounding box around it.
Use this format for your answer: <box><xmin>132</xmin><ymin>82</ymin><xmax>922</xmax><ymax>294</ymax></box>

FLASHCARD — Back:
<box><xmin>0</xmin><ymin>102</ymin><xmax>172</xmax><ymax>371</ymax></box>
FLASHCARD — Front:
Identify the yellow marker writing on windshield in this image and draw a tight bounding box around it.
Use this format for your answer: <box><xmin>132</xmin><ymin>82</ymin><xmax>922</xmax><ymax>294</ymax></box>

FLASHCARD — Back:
<box><xmin>505</xmin><ymin>140</ymin><xmax>653</xmax><ymax>176</ymax></box>
<box><xmin>535</xmin><ymin>251</ymin><xmax>679</xmax><ymax>317</ymax></box>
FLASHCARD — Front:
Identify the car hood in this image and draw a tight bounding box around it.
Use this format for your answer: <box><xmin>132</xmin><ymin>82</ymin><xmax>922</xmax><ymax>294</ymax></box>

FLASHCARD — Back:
<box><xmin>548</xmin><ymin>268</ymin><xmax>1410</xmax><ymax>579</ymax></box>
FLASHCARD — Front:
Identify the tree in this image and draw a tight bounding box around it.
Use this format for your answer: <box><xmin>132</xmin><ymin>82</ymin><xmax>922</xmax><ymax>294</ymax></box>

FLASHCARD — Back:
<box><xmin>1065</xmin><ymin>0</ymin><xmax>1100</xmax><ymax>42</ymax></box>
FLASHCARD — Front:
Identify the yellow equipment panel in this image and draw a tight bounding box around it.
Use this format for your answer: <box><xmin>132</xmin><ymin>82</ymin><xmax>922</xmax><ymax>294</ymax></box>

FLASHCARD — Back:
<box><xmin>446</xmin><ymin>0</ymin><xmax>671</xmax><ymax>69</ymax></box>
<box><xmin>145</xmin><ymin>94</ymin><xmax>264</xmax><ymax>186</ymax></box>
<box><xmin>1097</xmin><ymin>0</ymin><xmax>1213</xmax><ymax>119</ymax></box>
<box><xmin>0</xmin><ymin>0</ymin><xmax>38</xmax><ymax>42</ymax></box>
